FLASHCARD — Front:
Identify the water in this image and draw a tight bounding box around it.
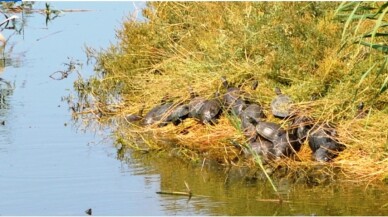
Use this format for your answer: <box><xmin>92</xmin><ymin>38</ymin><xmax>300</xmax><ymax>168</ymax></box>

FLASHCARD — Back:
<box><xmin>0</xmin><ymin>2</ymin><xmax>387</xmax><ymax>216</ymax></box>
<box><xmin>0</xmin><ymin>2</ymin><xmax>162</xmax><ymax>215</ymax></box>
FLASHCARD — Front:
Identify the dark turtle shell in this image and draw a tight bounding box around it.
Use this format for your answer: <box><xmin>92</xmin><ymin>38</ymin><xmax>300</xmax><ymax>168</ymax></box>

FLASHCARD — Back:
<box><xmin>270</xmin><ymin>87</ymin><xmax>293</xmax><ymax>118</ymax></box>
<box><xmin>307</xmin><ymin>125</ymin><xmax>338</xmax><ymax>152</ymax></box>
<box><xmin>230</xmin><ymin>98</ymin><xmax>247</xmax><ymax>116</ymax></box>
<box><xmin>221</xmin><ymin>76</ymin><xmax>246</xmax><ymax>114</ymax></box>
<box><xmin>223</xmin><ymin>87</ymin><xmax>243</xmax><ymax>109</ymax></box>
<box><xmin>188</xmin><ymin>96</ymin><xmax>206</xmax><ymax>120</ymax></box>
<box><xmin>143</xmin><ymin>102</ymin><xmax>173</xmax><ymax>126</ymax></box>
<box><xmin>254</xmin><ymin>121</ymin><xmax>285</xmax><ymax>142</ymax></box>
<box><xmin>166</xmin><ymin>104</ymin><xmax>190</xmax><ymax>126</ymax></box>
<box><xmin>249</xmin><ymin>120</ymin><xmax>301</xmax><ymax>158</ymax></box>
<box><xmin>241</xmin><ymin>104</ymin><xmax>265</xmax><ymax>124</ymax></box>
<box><xmin>240</xmin><ymin>104</ymin><xmax>266</xmax><ymax>141</ymax></box>
<box><xmin>307</xmin><ymin>125</ymin><xmax>345</xmax><ymax>162</ymax></box>
<box><xmin>291</xmin><ymin>116</ymin><xmax>314</xmax><ymax>144</ymax></box>
<box><xmin>244</xmin><ymin>137</ymin><xmax>276</xmax><ymax>163</ymax></box>
<box><xmin>199</xmin><ymin>95</ymin><xmax>222</xmax><ymax>125</ymax></box>
<box><xmin>272</xmin><ymin>131</ymin><xmax>301</xmax><ymax>158</ymax></box>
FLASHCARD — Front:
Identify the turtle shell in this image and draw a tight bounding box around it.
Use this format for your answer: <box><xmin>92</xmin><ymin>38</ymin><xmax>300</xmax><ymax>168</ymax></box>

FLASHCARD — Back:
<box><xmin>188</xmin><ymin>97</ymin><xmax>206</xmax><ymax>120</ymax></box>
<box><xmin>255</xmin><ymin>121</ymin><xmax>285</xmax><ymax>142</ymax></box>
<box><xmin>244</xmin><ymin>137</ymin><xmax>276</xmax><ymax>163</ymax></box>
<box><xmin>125</xmin><ymin>114</ymin><xmax>142</xmax><ymax>123</ymax></box>
<box><xmin>308</xmin><ymin>125</ymin><xmax>339</xmax><ymax>152</ymax></box>
<box><xmin>241</xmin><ymin>104</ymin><xmax>266</xmax><ymax>123</ymax></box>
<box><xmin>199</xmin><ymin>98</ymin><xmax>222</xmax><ymax>125</ymax></box>
<box><xmin>272</xmin><ymin>131</ymin><xmax>301</xmax><ymax>158</ymax></box>
<box><xmin>240</xmin><ymin>104</ymin><xmax>266</xmax><ymax>141</ymax></box>
<box><xmin>307</xmin><ymin>125</ymin><xmax>345</xmax><ymax>162</ymax></box>
<box><xmin>291</xmin><ymin>116</ymin><xmax>314</xmax><ymax>144</ymax></box>
<box><xmin>166</xmin><ymin>104</ymin><xmax>189</xmax><ymax>126</ymax></box>
<box><xmin>271</xmin><ymin>95</ymin><xmax>293</xmax><ymax>118</ymax></box>
<box><xmin>230</xmin><ymin>98</ymin><xmax>247</xmax><ymax>116</ymax></box>
<box><xmin>223</xmin><ymin>87</ymin><xmax>242</xmax><ymax>109</ymax></box>
<box><xmin>143</xmin><ymin>102</ymin><xmax>174</xmax><ymax>126</ymax></box>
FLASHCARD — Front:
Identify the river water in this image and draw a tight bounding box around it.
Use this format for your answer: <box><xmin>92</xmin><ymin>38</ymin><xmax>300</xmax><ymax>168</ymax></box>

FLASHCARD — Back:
<box><xmin>0</xmin><ymin>2</ymin><xmax>387</xmax><ymax>216</ymax></box>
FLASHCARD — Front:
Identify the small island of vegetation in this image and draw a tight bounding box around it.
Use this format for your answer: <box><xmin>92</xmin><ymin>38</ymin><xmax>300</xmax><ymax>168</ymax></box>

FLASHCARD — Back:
<box><xmin>72</xmin><ymin>2</ymin><xmax>388</xmax><ymax>186</ymax></box>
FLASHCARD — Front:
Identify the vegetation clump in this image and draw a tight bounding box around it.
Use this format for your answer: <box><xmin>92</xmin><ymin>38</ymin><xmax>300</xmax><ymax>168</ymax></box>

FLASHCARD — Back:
<box><xmin>74</xmin><ymin>2</ymin><xmax>388</xmax><ymax>184</ymax></box>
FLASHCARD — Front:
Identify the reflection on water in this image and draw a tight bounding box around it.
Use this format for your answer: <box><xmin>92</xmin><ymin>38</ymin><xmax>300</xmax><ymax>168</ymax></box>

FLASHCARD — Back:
<box><xmin>118</xmin><ymin>147</ymin><xmax>388</xmax><ymax>216</ymax></box>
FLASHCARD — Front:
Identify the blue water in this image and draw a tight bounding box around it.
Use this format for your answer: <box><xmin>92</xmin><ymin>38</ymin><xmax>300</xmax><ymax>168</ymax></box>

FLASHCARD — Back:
<box><xmin>0</xmin><ymin>2</ymin><xmax>166</xmax><ymax>215</ymax></box>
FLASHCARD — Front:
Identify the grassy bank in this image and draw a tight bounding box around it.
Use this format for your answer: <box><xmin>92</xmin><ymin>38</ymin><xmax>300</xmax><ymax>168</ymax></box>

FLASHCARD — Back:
<box><xmin>74</xmin><ymin>2</ymin><xmax>388</xmax><ymax>184</ymax></box>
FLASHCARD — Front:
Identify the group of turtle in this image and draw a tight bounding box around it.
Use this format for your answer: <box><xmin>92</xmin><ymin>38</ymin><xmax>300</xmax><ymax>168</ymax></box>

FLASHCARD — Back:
<box><xmin>125</xmin><ymin>76</ymin><xmax>346</xmax><ymax>163</ymax></box>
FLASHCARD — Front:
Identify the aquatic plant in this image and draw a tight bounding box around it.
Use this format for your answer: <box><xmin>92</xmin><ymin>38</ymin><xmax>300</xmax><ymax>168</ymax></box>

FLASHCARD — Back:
<box><xmin>73</xmin><ymin>2</ymin><xmax>388</xmax><ymax>184</ymax></box>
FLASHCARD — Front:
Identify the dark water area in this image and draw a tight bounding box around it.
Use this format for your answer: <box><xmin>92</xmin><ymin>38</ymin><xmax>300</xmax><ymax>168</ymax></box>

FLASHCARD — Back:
<box><xmin>0</xmin><ymin>2</ymin><xmax>387</xmax><ymax>216</ymax></box>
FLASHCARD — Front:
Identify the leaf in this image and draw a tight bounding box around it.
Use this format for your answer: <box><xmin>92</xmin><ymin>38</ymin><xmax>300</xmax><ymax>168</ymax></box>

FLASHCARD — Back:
<box><xmin>336</xmin><ymin>13</ymin><xmax>377</xmax><ymax>20</ymax></box>
<box><xmin>362</xmin><ymin>32</ymin><xmax>388</xmax><ymax>38</ymax></box>
<box><xmin>379</xmin><ymin>22</ymin><xmax>388</xmax><ymax>28</ymax></box>
<box><xmin>342</xmin><ymin>2</ymin><xmax>361</xmax><ymax>42</ymax></box>
<box><xmin>371</xmin><ymin>2</ymin><xmax>388</xmax><ymax>18</ymax></box>
<box><xmin>357</xmin><ymin>63</ymin><xmax>376</xmax><ymax>88</ymax></box>
<box><xmin>379</xmin><ymin>75</ymin><xmax>388</xmax><ymax>95</ymax></box>
<box><xmin>374</xmin><ymin>56</ymin><xmax>388</xmax><ymax>80</ymax></box>
<box><xmin>335</xmin><ymin>2</ymin><xmax>359</xmax><ymax>15</ymax></box>
<box><xmin>371</xmin><ymin>5</ymin><xmax>388</xmax><ymax>44</ymax></box>
<box><xmin>357</xmin><ymin>40</ymin><xmax>388</xmax><ymax>53</ymax></box>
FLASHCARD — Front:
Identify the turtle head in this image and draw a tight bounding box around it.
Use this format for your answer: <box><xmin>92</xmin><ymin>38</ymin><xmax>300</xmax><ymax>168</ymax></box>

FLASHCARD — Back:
<box><xmin>189</xmin><ymin>86</ymin><xmax>199</xmax><ymax>99</ymax></box>
<box><xmin>357</xmin><ymin>102</ymin><xmax>364</xmax><ymax>111</ymax></box>
<box><xmin>246</xmin><ymin>116</ymin><xmax>259</xmax><ymax>125</ymax></box>
<box><xmin>221</xmin><ymin>76</ymin><xmax>229</xmax><ymax>88</ymax></box>
<box><xmin>139</xmin><ymin>104</ymin><xmax>145</xmax><ymax>116</ymax></box>
<box><xmin>274</xmin><ymin>87</ymin><xmax>282</xmax><ymax>95</ymax></box>
<box><xmin>251</xmin><ymin>80</ymin><xmax>259</xmax><ymax>91</ymax></box>
<box><xmin>160</xmin><ymin>95</ymin><xmax>171</xmax><ymax>104</ymax></box>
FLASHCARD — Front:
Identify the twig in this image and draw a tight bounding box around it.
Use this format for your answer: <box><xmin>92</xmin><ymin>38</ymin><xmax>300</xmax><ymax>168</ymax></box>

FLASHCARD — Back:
<box><xmin>156</xmin><ymin>191</ymin><xmax>192</xmax><ymax>197</ymax></box>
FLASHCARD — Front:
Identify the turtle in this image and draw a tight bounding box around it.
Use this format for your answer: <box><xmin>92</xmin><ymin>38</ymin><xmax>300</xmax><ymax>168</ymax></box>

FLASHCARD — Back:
<box><xmin>221</xmin><ymin>76</ymin><xmax>245</xmax><ymax>114</ymax></box>
<box><xmin>307</xmin><ymin>124</ymin><xmax>346</xmax><ymax>162</ymax></box>
<box><xmin>143</xmin><ymin>96</ymin><xmax>174</xmax><ymax>126</ymax></box>
<box><xmin>291</xmin><ymin>116</ymin><xmax>314</xmax><ymax>144</ymax></box>
<box><xmin>270</xmin><ymin>87</ymin><xmax>293</xmax><ymax>118</ymax></box>
<box><xmin>230</xmin><ymin>98</ymin><xmax>248</xmax><ymax>116</ymax></box>
<box><xmin>241</xmin><ymin>104</ymin><xmax>266</xmax><ymax>127</ymax></box>
<box><xmin>166</xmin><ymin>104</ymin><xmax>190</xmax><ymax>126</ymax></box>
<box><xmin>199</xmin><ymin>92</ymin><xmax>222</xmax><ymax>125</ymax></box>
<box><xmin>247</xmin><ymin>118</ymin><xmax>301</xmax><ymax>158</ymax></box>
<box><xmin>254</xmin><ymin>121</ymin><xmax>285</xmax><ymax>142</ymax></box>
<box><xmin>272</xmin><ymin>130</ymin><xmax>301</xmax><ymax>158</ymax></box>
<box><xmin>125</xmin><ymin>105</ymin><xmax>145</xmax><ymax>123</ymax></box>
<box><xmin>188</xmin><ymin>87</ymin><xmax>206</xmax><ymax>120</ymax></box>
<box><xmin>240</xmin><ymin>103</ymin><xmax>266</xmax><ymax>141</ymax></box>
<box><xmin>243</xmin><ymin>137</ymin><xmax>276</xmax><ymax>163</ymax></box>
